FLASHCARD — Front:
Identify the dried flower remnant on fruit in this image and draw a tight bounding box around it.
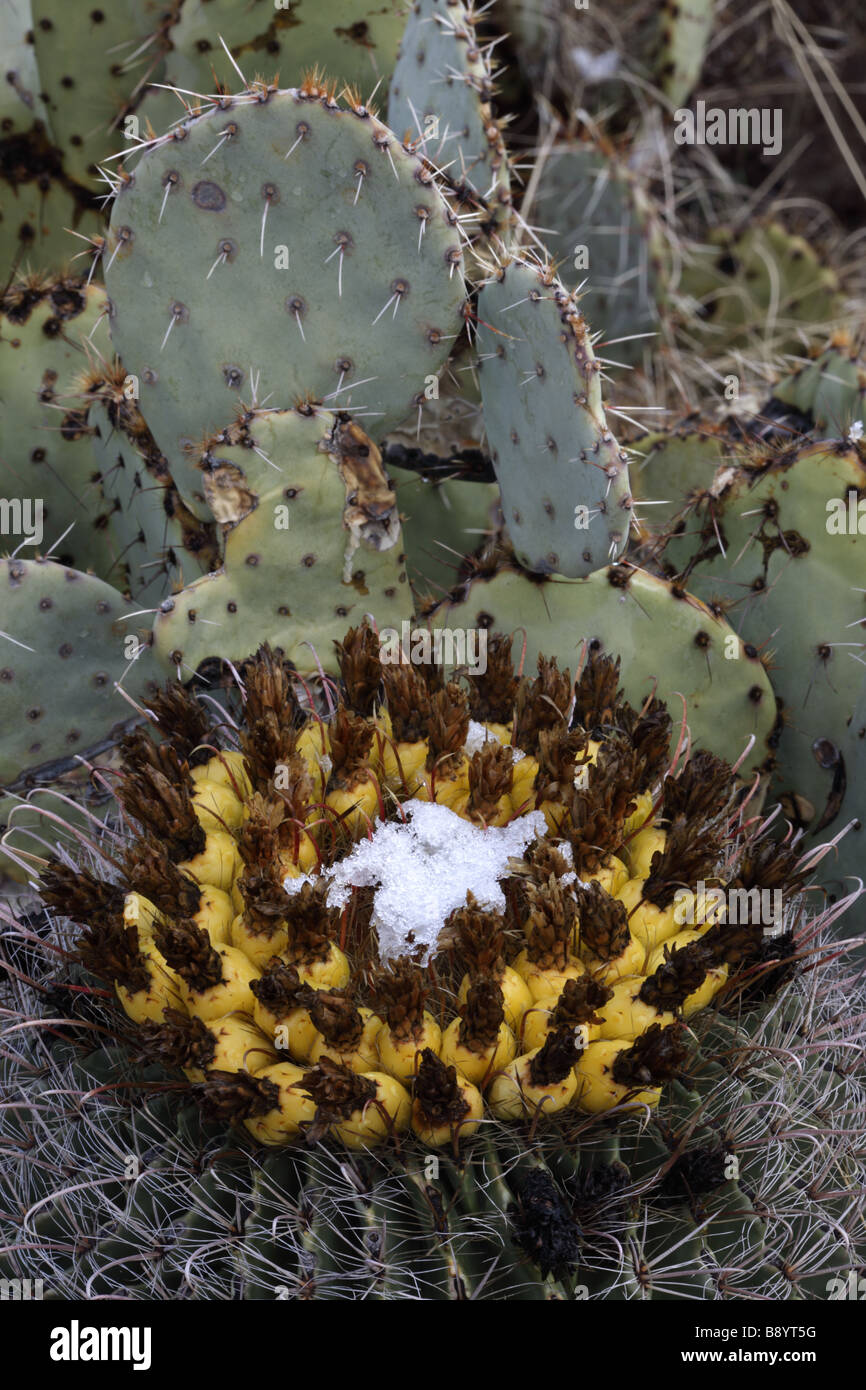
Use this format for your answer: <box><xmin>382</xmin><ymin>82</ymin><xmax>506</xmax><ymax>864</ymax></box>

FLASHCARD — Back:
<box><xmin>466</xmin><ymin>634</ymin><xmax>519</xmax><ymax>724</ymax></box>
<box><xmin>413</xmin><ymin>1048</ymin><xmax>471</xmax><ymax>1127</ymax></box>
<box><xmin>335</xmin><ymin>621</ymin><xmax>382</xmax><ymax>718</ymax></box>
<box><xmin>639</xmin><ymin>941</ymin><xmax>713</xmax><ymax>1010</ymax></box>
<box><xmin>528</xmin><ymin>1025</ymin><xmax>584</xmax><ymax>1086</ymax></box>
<box><xmin>575</xmin><ymin>881</ymin><xmax>631</xmax><ymax>962</ymax></box>
<box><xmin>371</xmin><ymin>958</ymin><xmax>428</xmax><ymax>1043</ymax></box>
<box><xmin>302</xmin><ymin>1057</ymin><xmax>377</xmax><ymax>1143</ymax></box>
<box><xmin>459</xmin><ymin>974</ymin><xmax>506</xmax><ymax>1051</ymax></box>
<box><xmin>611</xmin><ymin>1023</ymin><xmax>688</xmax><ymax>1089</ymax></box>
<box><xmin>514</xmin><ymin>656</ymin><xmax>572</xmax><ymax>755</ymax></box>
<box><xmin>552</xmin><ymin>977</ymin><xmax>614</xmax><ymax>1028</ymax></box>
<box><xmin>572</xmin><ymin>649</ymin><xmax>622</xmax><ymax>734</ymax></box>
<box><xmin>642</xmin><ymin>817</ymin><xmax>723</xmax><ymax>910</ymax></box>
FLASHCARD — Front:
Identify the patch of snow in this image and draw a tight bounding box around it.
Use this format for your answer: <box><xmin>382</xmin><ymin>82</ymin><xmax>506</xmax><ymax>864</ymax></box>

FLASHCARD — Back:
<box><xmin>283</xmin><ymin>872</ymin><xmax>316</xmax><ymax>896</ymax></box>
<box><xmin>570</xmin><ymin>46</ymin><xmax>620</xmax><ymax>82</ymax></box>
<box><xmin>464</xmin><ymin>719</ymin><xmax>524</xmax><ymax>761</ymax></box>
<box><xmin>323</xmin><ymin>800</ymin><xmax>547</xmax><ymax>963</ymax></box>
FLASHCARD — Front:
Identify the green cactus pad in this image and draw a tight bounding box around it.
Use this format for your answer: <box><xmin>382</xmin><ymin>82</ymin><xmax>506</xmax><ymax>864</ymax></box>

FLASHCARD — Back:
<box><xmin>429</xmin><ymin>562</ymin><xmax>777</xmax><ymax>779</ymax></box>
<box><xmin>157</xmin><ymin>0</ymin><xmax>406</xmax><ymax>107</ymax></box>
<box><xmin>151</xmin><ymin>407</ymin><xmax>412</xmax><ymax>675</ymax></box>
<box><xmin>530</xmin><ymin>142</ymin><xmax>662</xmax><ymax>368</ymax></box>
<box><xmin>771</xmin><ymin>338</ymin><xmax>866</xmax><ymax>439</ymax></box>
<box><xmin>1</xmin><ymin>0</ymin><xmax>52</xmax><ymax>136</ymax></box>
<box><xmin>28</xmin><ymin>0</ymin><xmax>172</xmax><ymax>188</ymax></box>
<box><xmin>388</xmin><ymin>0</ymin><xmax>510</xmax><ymax>229</ymax></box>
<box><xmin>0</xmin><ymin>274</ymin><xmax>121</xmax><ymax>577</ymax></box>
<box><xmin>677</xmin><ymin>222</ymin><xmax>842</xmax><ymax>358</ymax></box>
<box><xmin>105</xmin><ymin>85</ymin><xmax>466</xmax><ymax>516</ymax></box>
<box><xmin>0</xmin><ymin>556</ymin><xmax>158</xmax><ymax>787</ymax></box>
<box><xmin>89</xmin><ymin>398</ymin><xmax>218</xmax><ymax>601</ymax></box>
<box><xmin>388</xmin><ymin>465</ymin><xmax>499</xmax><ymax>598</ymax></box>
<box><xmin>629</xmin><ymin>424</ymin><xmax>733</xmax><ymax>536</ymax></box>
<box><xmin>653</xmin><ymin>441</ymin><xmax>866</xmax><ymax>850</ymax></box>
<box><xmin>474</xmin><ymin>255</ymin><xmax>632</xmax><ymax>577</ymax></box>
<box><xmin>655</xmin><ymin>0</ymin><xmax>714</xmax><ymax>107</ymax></box>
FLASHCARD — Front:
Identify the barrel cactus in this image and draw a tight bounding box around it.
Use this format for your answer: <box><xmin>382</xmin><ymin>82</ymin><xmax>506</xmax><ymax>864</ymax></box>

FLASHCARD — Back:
<box><xmin>2</xmin><ymin>623</ymin><xmax>864</xmax><ymax>1298</ymax></box>
<box><xmin>1</xmin><ymin>0</ymin><xmax>864</xmax><ymax>1304</ymax></box>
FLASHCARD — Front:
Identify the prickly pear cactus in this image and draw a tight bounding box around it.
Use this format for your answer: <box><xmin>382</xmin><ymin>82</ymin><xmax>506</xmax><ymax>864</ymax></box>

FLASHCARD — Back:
<box><xmin>104</xmin><ymin>82</ymin><xmax>467</xmax><ymax>515</ymax></box>
<box><xmin>528</xmin><ymin>141</ymin><xmax>663</xmax><ymax>368</ymax></box>
<box><xmin>770</xmin><ymin>335</ymin><xmax>866</xmax><ymax>439</ymax></box>
<box><xmin>152</xmin><ymin>406</ymin><xmax>412</xmax><ymax>674</ymax></box>
<box><xmin>0</xmin><ymin>275</ymin><xmax>117</xmax><ymax>576</ymax></box>
<box><xmin>474</xmin><ymin>254</ymin><xmax>632</xmax><ymax>577</ymax></box>
<box><xmin>676</xmin><ymin>222</ymin><xmax>842</xmax><ymax>359</ymax></box>
<box><xmin>156</xmin><ymin>0</ymin><xmax>406</xmax><ymax>113</ymax></box>
<box><xmin>0</xmin><ymin>555</ymin><xmax>157</xmax><ymax>802</ymax></box>
<box><xmin>388</xmin><ymin>0</ymin><xmax>511</xmax><ymax>234</ymax></box>
<box><xmin>646</xmin><ymin>439</ymin><xmax>866</xmax><ymax>906</ymax></box>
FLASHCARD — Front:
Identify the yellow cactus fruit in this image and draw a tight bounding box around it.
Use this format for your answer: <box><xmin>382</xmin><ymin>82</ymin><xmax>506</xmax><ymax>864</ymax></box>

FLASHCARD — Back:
<box><xmin>483</xmin><ymin>720</ymin><xmax>513</xmax><ymax>745</ymax></box>
<box><xmin>452</xmin><ymin>896</ymin><xmax>534</xmax><ymax>1031</ymax></box>
<box><xmin>463</xmin><ymin>739</ymin><xmax>515</xmax><ymax>827</ymax></box>
<box><xmin>145</xmin><ymin>1008</ymin><xmax>278</xmax><ymax>1083</ymax></box>
<box><xmin>227</xmin><ymin>848</ymin><xmax>292</xmax><ymax>967</ymax></box>
<box><xmin>509</xmin><ymin>751</ymin><xmax>539</xmax><ymax>813</ymax></box>
<box><xmin>513</xmin><ymin>874</ymin><xmax>585</xmax><ymax>1000</ymax></box>
<box><xmin>411</xmin><ymin>1048</ymin><xmax>484</xmax><ymax>1146</ymax></box>
<box><xmin>114</xmin><ymin>937</ymin><xmax>186</xmax><ymax>1025</ymax></box>
<box><xmin>518</xmin><ymin>976</ymin><xmax>613</xmax><ymax>1051</ymax></box>
<box><xmin>371</xmin><ymin>958</ymin><xmax>442</xmax><ymax>1084</ymax></box>
<box><xmin>595</xmin><ymin>976</ymin><xmax>677</xmax><ymax>1041</ymax></box>
<box><xmin>441</xmin><ymin>974</ymin><xmax>517</xmax><ymax>1087</ymax></box>
<box><xmin>625</xmin><ymin>824</ymin><xmax>667</xmax><ymax>879</ymax></box>
<box><xmin>621</xmin><ymin>817</ymin><xmax>723</xmax><ymax>953</ymax></box>
<box><xmin>416</xmin><ymin>683</ymin><xmax>471</xmax><ymax>814</ymax></box>
<box><xmin>644</xmin><ymin>932</ymin><xmax>729</xmax><ymax>1018</ymax></box>
<box><xmin>277</xmin><ymin>829</ymin><xmax>319</xmax><ymax>876</ymax></box>
<box><xmin>193</xmin><ymin>749</ymin><xmax>253</xmax><ymax>800</ymax></box>
<box><xmin>487</xmin><ymin>1026</ymin><xmax>582</xmax><ymax>1120</ymax></box>
<box><xmin>379</xmin><ymin>734</ymin><xmax>428</xmax><ymax>796</ymax></box>
<box><xmin>191</xmin><ymin>778</ymin><xmax>246</xmax><ymax>835</ymax></box>
<box><xmin>584</xmin><ymin>855</ymin><xmax>630</xmax><ymax>898</ymax></box>
<box><xmin>307</xmin><ymin>992</ymin><xmax>383</xmax><ymax>1074</ymax></box>
<box><xmin>231</xmin><ymin>911</ymin><xmax>288</xmax><ymax>969</ymax></box>
<box><xmin>192</xmin><ymin>885</ymin><xmax>235</xmax><ymax>945</ymax></box>
<box><xmin>254</xmin><ymin>877</ymin><xmax>352</xmax><ymax>991</ymax></box>
<box><xmin>616</xmin><ymin>878</ymin><xmax>680</xmax><ymax>954</ymax></box>
<box><xmin>295</xmin><ymin>719</ymin><xmax>331</xmax><ymax>800</ymax></box>
<box><xmin>324</xmin><ymin>705</ymin><xmax>381</xmax><ymax>836</ymax></box>
<box><xmin>178</xmin><ymin>831</ymin><xmax>242</xmax><ymax>894</ymax></box>
<box><xmin>622</xmin><ymin>788</ymin><xmax>656</xmax><ymax>839</ymax></box>
<box><xmin>153</xmin><ymin>920</ymin><xmax>260</xmax><ymax>1022</ymax></box>
<box><xmin>249</xmin><ymin>960</ymin><xmax>319</xmax><ymax>1062</ymax></box>
<box><xmin>242</xmin><ymin>1063</ymin><xmax>318</xmax><ymax>1146</ymax></box>
<box><xmin>295</xmin><ymin>943</ymin><xmax>351</xmax><ymax>990</ymax></box>
<box><xmin>122</xmin><ymin>891</ymin><xmax>162</xmax><ymax>939</ymax></box>
<box><xmin>121</xmin><ymin>850</ymin><xmax>233</xmax><ymax>946</ymax></box>
<box><xmin>576</xmin><ymin>881</ymin><xmax>647</xmax><ymax>981</ymax></box>
<box><xmin>456</xmin><ymin>964</ymin><xmax>532</xmax><ymax>1034</ymax></box>
<box><xmin>378</xmin><ymin>660</ymin><xmax>434</xmax><ymax>793</ymax></box>
<box><xmin>575</xmin><ymin>1022</ymin><xmax>688</xmax><ymax>1114</ymax></box>
<box><xmin>303</xmin><ymin>1058</ymin><xmax>410</xmax><ymax>1149</ymax></box>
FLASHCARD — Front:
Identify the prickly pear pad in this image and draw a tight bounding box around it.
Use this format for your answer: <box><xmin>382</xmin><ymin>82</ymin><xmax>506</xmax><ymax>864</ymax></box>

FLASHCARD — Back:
<box><xmin>475</xmin><ymin>256</ymin><xmax>632</xmax><ymax>577</ymax></box>
<box><xmin>105</xmin><ymin>86</ymin><xmax>467</xmax><ymax>515</ymax></box>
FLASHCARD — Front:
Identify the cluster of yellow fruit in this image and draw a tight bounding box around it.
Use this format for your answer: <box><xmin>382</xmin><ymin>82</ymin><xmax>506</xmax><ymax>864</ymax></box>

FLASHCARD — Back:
<box><xmin>43</xmin><ymin>627</ymin><xmax>765</xmax><ymax>1152</ymax></box>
